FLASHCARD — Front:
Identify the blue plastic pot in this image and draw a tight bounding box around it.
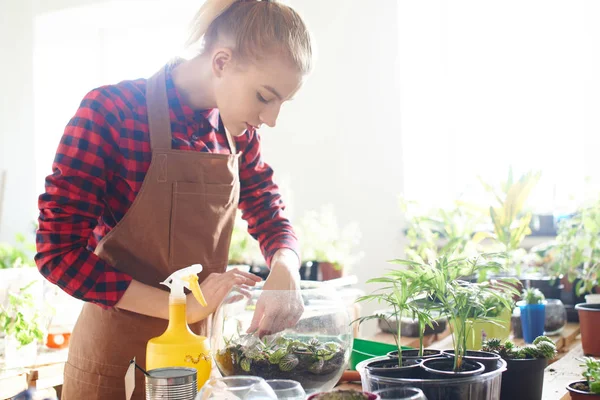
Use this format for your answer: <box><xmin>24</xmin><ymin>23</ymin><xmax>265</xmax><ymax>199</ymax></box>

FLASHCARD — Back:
<box><xmin>518</xmin><ymin>302</ymin><xmax>546</xmax><ymax>343</ymax></box>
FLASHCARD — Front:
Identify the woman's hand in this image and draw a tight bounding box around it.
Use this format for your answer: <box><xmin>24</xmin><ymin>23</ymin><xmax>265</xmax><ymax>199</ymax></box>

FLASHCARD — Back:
<box><xmin>187</xmin><ymin>269</ymin><xmax>262</xmax><ymax>323</ymax></box>
<box><xmin>247</xmin><ymin>249</ymin><xmax>304</xmax><ymax>337</ymax></box>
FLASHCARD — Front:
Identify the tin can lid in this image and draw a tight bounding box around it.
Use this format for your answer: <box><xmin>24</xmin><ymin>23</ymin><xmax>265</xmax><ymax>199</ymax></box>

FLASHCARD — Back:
<box><xmin>146</xmin><ymin>367</ymin><xmax>197</xmax><ymax>385</ymax></box>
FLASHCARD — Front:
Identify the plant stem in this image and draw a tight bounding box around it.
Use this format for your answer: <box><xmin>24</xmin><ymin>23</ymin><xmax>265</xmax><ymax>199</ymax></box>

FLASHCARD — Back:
<box><xmin>418</xmin><ymin>319</ymin><xmax>424</xmax><ymax>357</ymax></box>
<box><xmin>393</xmin><ymin>304</ymin><xmax>402</xmax><ymax>366</ymax></box>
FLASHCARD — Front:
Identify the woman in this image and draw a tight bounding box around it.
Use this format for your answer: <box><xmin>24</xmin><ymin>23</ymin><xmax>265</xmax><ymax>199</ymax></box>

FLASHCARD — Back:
<box><xmin>35</xmin><ymin>0</ymin><xmax>313</xmax><ymax>398</ymax></box>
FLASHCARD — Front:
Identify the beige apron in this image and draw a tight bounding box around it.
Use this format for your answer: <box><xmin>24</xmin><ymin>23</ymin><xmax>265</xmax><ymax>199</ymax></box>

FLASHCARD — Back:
<box><xmin>61</xmin><ymin>65</ymin><xmax>240</xmax><ymax>400</ymax></box>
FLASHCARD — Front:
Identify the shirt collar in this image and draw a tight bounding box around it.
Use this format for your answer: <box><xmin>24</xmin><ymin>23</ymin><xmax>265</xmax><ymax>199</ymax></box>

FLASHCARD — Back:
<box><xmin>164</xmin><ymin>59</ymin><xmax>220</xmax><ymax>131</ymax></box>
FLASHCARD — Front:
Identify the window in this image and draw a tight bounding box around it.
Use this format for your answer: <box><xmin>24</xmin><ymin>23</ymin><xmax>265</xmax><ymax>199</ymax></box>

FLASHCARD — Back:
<box><xmin>398</xmin><ymin>1</ymin><xmax>600</xmax><ymax>213</ymax></box>
<box><xmin>34</xmin><ymin>0</ymin><xmax>200</xmax><ymax>192</ymax></box>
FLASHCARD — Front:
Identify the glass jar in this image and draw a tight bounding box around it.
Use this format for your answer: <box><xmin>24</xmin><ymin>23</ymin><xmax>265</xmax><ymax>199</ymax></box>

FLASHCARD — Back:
<box><xmin>211</xmin><ymin>282</ymin><xmax>353</xmax><ymax>394</ymax></box>
<box><xmin>544</xmin><ymin>299</ymin><xmax>567</xmax><ymax>335</ymax></box>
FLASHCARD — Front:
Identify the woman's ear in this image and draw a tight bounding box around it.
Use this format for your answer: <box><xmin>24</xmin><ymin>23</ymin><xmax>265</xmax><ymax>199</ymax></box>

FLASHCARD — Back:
<box><xmin>212</xmin><ymin>48</ymin><xmax>233</xmax><ymax>78</ymax></box>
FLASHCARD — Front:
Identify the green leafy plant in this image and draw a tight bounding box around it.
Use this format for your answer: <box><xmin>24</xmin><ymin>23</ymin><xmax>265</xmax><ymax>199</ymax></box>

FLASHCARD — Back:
<box><xmin>228</xmin><ymin>214</ymin><xmax>264</xmax><ymax>266</ymax></box>
<box><xmin>477</xmin><ymin>169</ymin><xmax>541</xmax><ymax>277</ymax></box>
<box><xmin>215</xmin><ymin>333</ymin><xmax>346</xmax><ymax>383</ymax></box>
<box><xmin>0</xmin><ymin>233</ymin><xmax>35</xmax><ymax>269</ymax></box>
<box><xmin>400</xmin><ymin>198</ymin><xmax>486</xmax><ymax>265</ymax></box>
<box><xmin>295</xmin><ymin>204</ymin><xmax>363</xmax><ymax>271</ymax></box>
<box><xmin>578</xmin><ymin>356</ymin><xmax>600</xmax><ymax>394</ymax></box>
<box><xmin>355</xmin><ymin>267</ymin><xmax>437</xmax><ymax>364</ymax></box>
<box><xmin>482</xmin><ymin>336</ymin><xmax>557</xmax><ymax>360</ymax></box>
<box><xmin>407</xmin><ymin>253</ymin><xmax>519</xmax><ymax>371</ymax></box>
<box><xmin>0</xmin><ymin>281</ymin><xmax>46</xmax><ymax>348</ymax></box>
<box><xmin>522</xmin><ymin>287</ymin><xmax>545</xmax><ymax>305</ymax></box>
<box><xmin>359</xmin><ymin>251</ymin><xmax>519</xmax><ymax>372</ymax></box>
<box><xmin>549</xmin><ymin>199</ymin><xmax>600</xmax><ymax>295</ymax></box>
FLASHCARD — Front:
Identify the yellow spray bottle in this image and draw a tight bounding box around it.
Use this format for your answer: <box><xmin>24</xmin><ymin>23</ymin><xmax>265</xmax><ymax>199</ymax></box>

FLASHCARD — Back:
<box><xmin>146</xmin><ymin>264</ymin><xmax>211</xmax><ymax>389</ymax></box>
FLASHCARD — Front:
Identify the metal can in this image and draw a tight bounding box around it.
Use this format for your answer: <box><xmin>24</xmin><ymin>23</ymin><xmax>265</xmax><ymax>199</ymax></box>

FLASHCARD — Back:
<box><xmin>145</xmin><ymin>367</ymin><xmax>197</xmax><ymax>400</ymax></box>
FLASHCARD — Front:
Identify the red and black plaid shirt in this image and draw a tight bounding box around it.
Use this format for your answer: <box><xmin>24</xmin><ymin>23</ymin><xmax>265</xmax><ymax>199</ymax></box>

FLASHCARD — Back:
<box><xmin>35</xmin><ymin>62</ymin><xmax>299</xmax><ymax>309</ymax></box>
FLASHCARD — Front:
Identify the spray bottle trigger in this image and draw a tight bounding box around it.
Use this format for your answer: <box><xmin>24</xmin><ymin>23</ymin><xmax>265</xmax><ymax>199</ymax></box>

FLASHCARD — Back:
<box><xmin>182</xmin><ymin>274</ymin><xmax>207</xmax><ymax>307</ymax></box>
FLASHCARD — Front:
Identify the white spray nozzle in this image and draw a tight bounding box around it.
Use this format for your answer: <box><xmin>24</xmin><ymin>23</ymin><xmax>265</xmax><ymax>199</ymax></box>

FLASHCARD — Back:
<box><xmin>161</xmin><ymin>264</ymin><xmax>207</xmax><ymax>307</ymax></box>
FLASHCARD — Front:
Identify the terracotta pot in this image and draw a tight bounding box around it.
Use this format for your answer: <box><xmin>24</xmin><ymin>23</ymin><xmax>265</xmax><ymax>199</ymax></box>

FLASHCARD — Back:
<box><xmin>566</xmin><ymin>380</ymin><xmax>600</xmax><ymax>399</ymax></box>
<box><xmin>576</xmin><ymin>303</ymin><xmax>600</xmax><ymax>356</ymax></box>
<box><xmin>319</xmin><ymin>261</ymin><xmax>344</xmax><ymax>281</ymax></box>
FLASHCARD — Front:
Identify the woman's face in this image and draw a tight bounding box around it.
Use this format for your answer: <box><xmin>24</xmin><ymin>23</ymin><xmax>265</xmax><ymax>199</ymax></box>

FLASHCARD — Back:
<box><xmin>214</xmin><ymin>54</ymin><xmax>304</xmax><ymax>137</ymax></box>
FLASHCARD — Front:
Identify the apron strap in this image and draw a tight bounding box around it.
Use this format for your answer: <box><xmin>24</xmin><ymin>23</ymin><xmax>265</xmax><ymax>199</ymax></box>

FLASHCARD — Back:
<box><xmin>223</xmin><ymin>121</ymin><xmax>237</xmax><ymax>155</ymax></box>
<box><xmin>146</xmin><ymin>67</ymin><xmax>172</xmax><ymax>150</ymax></box>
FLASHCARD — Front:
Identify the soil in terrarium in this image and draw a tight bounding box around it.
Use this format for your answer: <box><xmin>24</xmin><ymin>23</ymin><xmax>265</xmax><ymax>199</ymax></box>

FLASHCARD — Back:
<box><xmin>215</xmin><ymin>334</ymin><xmax>346</xmax><ymax>391</ymax></box>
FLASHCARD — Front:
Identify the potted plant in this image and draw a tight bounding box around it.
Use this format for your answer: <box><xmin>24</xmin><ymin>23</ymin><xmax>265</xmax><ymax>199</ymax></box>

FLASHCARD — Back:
<box><xmin>0</xmin><ymin>281</ymin><xmax>47</xmax><ymax>368</ymax></box>
<box><xmin>356</xmin><ymin>251</ymin><xmax>517</xmax><ymax>400</ymax></box>
<box><xmin>452</xmin><ymin>292</ymin><xmax>513</xmax><ymax>351</ymax></box>
<box><xmin>518</xmin><ymin>288</ymin><xmax>546</xmax><ymax>344</ymax></box>
<box><xmin>411</xmin><ymin>253</ymin><xmax>518</xmax><ymax>375</ymax></box>
<box><xmin>228</xmin><ymin>214</ymin><xmax>264</xmax><ymax>269</ymax></box>
<box><xmin>567</xmin><ymin>356</ymin><xmax>600</xmax><ymax>399</ymax></box>
<box><xmin>482</xmin><ymin>335</ymin><xmax>557</xmax><ymax>400</ymax></box>
<box><xmin>0</xmin><ymin>233</ymin><xmax>42</xmax><ymax>309</ymax></box>
<box><xmin>548</xmin><ymin>199</ymin><xmax>600</xmax><ymax>355</ymax></box>
<box><xmin>295</xmin><ymin>204</ymin><xmax>363</xmax><ymax>280</ymax></box>
<box><xmin>476</xmin><ymin>169</ymin><xmax>542</xmax><ymax>281</ymax></box>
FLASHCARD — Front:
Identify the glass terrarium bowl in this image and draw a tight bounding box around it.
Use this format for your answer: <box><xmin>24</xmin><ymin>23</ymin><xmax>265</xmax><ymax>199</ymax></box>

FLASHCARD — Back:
<box><xmin>211</xmin><ymin>281</ymin><xmax>353</xmax><ymax>395</ymax></box>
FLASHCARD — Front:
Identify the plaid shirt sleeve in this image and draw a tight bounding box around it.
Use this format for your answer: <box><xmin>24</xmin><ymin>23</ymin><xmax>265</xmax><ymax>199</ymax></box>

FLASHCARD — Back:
<box><xmin>35</xmin><ymin>88</ymin><xmax>132</xmax><ymax>309</ymax></box>
<box><xmin>237</xmin><ymin>130</ymin><xmax>301</xmax><ymax>267</ymax></box>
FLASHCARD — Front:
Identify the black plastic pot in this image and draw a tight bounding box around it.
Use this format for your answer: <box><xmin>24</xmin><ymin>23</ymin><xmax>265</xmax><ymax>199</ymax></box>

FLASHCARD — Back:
<box><xmin>501</xmin><ymin>357</ymin><xmax>548</xmax><ymax>400</ymax></box>
<box><xmin>386</xmin><ymin>349</ymin><xmax>442</xmax><ymax>360</ymax></box>
<box><xmin>364</xmin><ymin>357</ymin><xmax>422</xmax><ymax>379</ymax></box>
<box><xmin>359</xmin><ymin>355</ymin><xmax>507</xmax><ymax>400</ymax></box>
<box><xmin>420</xmin><ymin>357</ymin><xmax>484</xmax><ymax>379</ymax></box>
<box><xmin>441</xmin><ymin>350</ymin><xmax>501</xmax><ymax>373</ymax></box>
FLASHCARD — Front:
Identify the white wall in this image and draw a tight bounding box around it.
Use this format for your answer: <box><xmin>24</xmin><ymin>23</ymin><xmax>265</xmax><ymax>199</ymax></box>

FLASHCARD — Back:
<box><xmin>0</xmin><ymin>0</ymin><xmax>36</xmax><ymax>242</ymax></box>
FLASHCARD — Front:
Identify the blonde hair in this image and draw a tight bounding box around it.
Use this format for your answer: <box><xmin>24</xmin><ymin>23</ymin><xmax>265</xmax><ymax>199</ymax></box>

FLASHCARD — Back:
<box><xmin>186</xmin><ymin>0</ymin><xmax>312</xmax><ymax>75</ymax></box>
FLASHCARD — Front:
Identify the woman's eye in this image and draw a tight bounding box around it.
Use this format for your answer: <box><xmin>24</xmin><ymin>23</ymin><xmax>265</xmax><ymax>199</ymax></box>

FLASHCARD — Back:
<box><xmin>256</xmin><ymin>93</ymin><xmax>269</xmax><ymax>104</ymax></box>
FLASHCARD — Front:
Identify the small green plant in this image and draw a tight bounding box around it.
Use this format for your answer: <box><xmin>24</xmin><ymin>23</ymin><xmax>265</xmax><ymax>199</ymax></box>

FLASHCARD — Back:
<box><xmin>367</xmin><ymin>252</ymin><xmax>519</xmax><ymax>372</ymax></box>
<box><xmin>399</xmin><ymin>198</ymin><xmax>486</xmax><ymax>264</ymax></box>
<box><xmin>0</xmin><ymin>281</ymin><xmax>45</xmax><ymax>348</ymax></box>
<box><xmin>522</xmin><ymin>287</ymin><xmax>545</xmax><ymax>305</ymax></box>
<box><xmin>0</xmin><ymin>233</ymin><xmax>35</xmax><ymax>269</ymax></box>
<box><xmin>228</xmin><ymin>214</ymin><xmax>264</xmax><ymax>266</ymax></box>
<box><xmin>215</xmin><ymin>333</ymin><xmax>345</xmax><ymax>382</ymax></box>
<box><xmin>295</xmin><ymin>204</ymin><xmax>363</xmax><ymax>271</ymax></box>
<box><xmin>549</xmin><ymin>199</ymin><xmax>600</xmax><ymax>296</ymax></box>
<box><xmin>478</xmin><ymin>168</ymin><xmax>541</xmax><ymax>277</ymax></box>
<box><xmin>355</xmin><ymin>267</ymin><xmax>437</xmax><ymax>364</ymax></box>
<box><xmin>578</xmin><ymin>356</ymin><xmax>600</xmax><ymax>394</ymax></box>
<box><xmin>482</xmin><ymin>336</ymin><xmax>557</xmax><ymax>360</ymax></box>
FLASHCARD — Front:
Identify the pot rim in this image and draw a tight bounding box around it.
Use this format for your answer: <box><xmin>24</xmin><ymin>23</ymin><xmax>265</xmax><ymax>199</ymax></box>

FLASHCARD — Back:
<box><xmin>364</xmin><ymin>357</ymin><xmax>421</xmax><ymax>372</ymax></box>
<box><xmin>386</xmin><ymin>348</ymin><xmax>442</xmax><ymax>358</ymax></box>
<box><xmin>441</xmin><ymin>349</ymin><xmax>501</xmax><ymax>360</ymax></box>
<box><xmin>576</xmin><ymin>302</ymin><xmax>600</xmax><ymax>312</ymax></box>
<box><xmin>420</xmin><ymin>357</ymin><xmax>485</xmax><ymax>377</ymax></box>
<box><xmin>566</xmin><ymin>380</ymin><xmax>600</xmax><ymax>395</ymax></box>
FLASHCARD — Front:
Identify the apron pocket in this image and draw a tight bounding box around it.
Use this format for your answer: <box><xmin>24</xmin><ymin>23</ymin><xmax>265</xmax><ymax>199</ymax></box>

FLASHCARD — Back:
<box><xmin>170</xmin><ymin>181</ymin><xmax>234</xmax><ymax>268</ymax></box>
<box><xmin>63</xmin><ymin>362</ymin><xmax>129</xmax><ymax>400</ymax></box>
